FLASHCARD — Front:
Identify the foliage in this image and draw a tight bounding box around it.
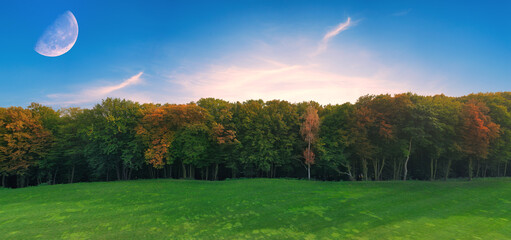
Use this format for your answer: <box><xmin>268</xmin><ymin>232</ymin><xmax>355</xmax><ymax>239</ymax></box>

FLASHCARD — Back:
<box><xmin>136</xmin><ymin>103</ymin><xmax>209</xmax><ymax>170</ymax></box>
<box><xmin>0</xmin><ymin>107</ymin><xmax>51</xmax><ymax>178</ymax></box>
<box><xmin>300</xmin><ymin>104</ymin><xmax>320</xmax><ymax>180</ymax></box>
<box><xmin>84</xmin><ymin>98</ymin><xmax>144</xmax><ymax>180</ymax></box>
<box><xmin>2</xmin><ymin>93</ymin><xmax>511</xmax><ymax>187</ymax></box>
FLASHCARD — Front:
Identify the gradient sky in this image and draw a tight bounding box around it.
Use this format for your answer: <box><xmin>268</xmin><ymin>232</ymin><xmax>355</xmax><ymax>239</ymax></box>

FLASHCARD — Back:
<box><xmin>1</xmin><ymin>0</ymin><xmax>510</xmax><ymax>107</ymax></box>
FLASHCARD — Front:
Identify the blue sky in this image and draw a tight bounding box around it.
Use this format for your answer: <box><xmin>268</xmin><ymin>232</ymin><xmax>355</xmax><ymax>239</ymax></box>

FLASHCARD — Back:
<box><xmin>1</xmin><ymin>0</ymin><xmax>510</xmax><ymax>107</ymax></box>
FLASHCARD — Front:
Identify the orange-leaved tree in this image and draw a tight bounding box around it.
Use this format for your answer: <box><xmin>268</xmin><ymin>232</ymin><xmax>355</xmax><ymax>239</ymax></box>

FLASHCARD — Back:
<box><xmin>300</xmin><ymin>104</ymin><xmax>320</xmax><ymax>180</ymax></box>
<box><xmin>137</xmin><ymin>103</ymin><xmax>209</xmax><ymax>178</ymax></box>
<box><xmin>461</xmin><ymin>100</ymin><xmax>500</xmax><ymax>180</ymax></box>
<box><xmin>0</xmin><ymin>107</ymin><xmax>51</xmax><ymax>187</ymax></box>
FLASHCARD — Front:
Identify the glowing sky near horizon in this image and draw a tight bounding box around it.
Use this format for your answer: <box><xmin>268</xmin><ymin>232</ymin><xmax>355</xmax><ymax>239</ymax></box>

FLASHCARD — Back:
<box><xmin>0</xmin><ymin>0</ymin><xmax>509</xmax><ymax>107</ymax></box>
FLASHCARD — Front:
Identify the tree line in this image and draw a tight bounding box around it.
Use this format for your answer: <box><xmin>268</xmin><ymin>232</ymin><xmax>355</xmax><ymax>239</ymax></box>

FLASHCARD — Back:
<box><xmin>1</xmin><ymin>92</ymin><xmax>510</xmax><ymax>188</ymax></box>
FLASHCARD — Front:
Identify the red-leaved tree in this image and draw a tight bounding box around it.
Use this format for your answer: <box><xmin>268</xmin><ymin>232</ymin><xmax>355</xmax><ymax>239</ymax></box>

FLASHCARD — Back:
<box><xmin>461</xmin><ymin>100</ymin><xmax>500</xmax><ymax>180</ymax></box>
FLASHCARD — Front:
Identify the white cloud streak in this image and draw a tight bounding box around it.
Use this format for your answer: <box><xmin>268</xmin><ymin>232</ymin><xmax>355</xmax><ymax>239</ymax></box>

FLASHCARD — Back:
<box><xmin>45</xmin><ymin>72</ymin><xmax>145</xmax><ymax>106</ymax></box>
<box><xmin>315</xmin><ymin>17</ymin><xmax>352</xmax><ymax>55</ymax></box>
<box><xmin>93</xmin><ymin>72</ymin><xmax>143</xmax><ymax>95</ymax></box>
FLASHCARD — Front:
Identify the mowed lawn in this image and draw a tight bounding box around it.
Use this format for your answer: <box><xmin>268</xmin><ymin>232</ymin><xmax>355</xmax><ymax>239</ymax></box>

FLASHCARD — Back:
<box><xmin>1</xmin><ymin>179</ymin><xmax>511</xmax><ymax>239</ymax></box>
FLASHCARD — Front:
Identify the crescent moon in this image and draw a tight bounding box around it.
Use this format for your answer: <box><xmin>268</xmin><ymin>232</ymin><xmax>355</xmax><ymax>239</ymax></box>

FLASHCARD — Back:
<box><xmin>35</xmin><ymin>11</ymin><xmax>79</xmax><ymax>57</ymax></box>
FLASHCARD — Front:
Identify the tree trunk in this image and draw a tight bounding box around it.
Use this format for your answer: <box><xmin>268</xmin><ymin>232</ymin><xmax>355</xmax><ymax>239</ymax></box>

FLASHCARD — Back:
<box><xmin>122</xmin><ymin>165</ymin><xmax>129</xmax><ymax>180</ymax></box>
<box><xmin>430</xmin><ymin>158</ymin><xmax>437</xmax><ymax>181</ymax></box>
<box><xmin>213</xmin><ymin>163</ymin><xmax>218</xmax><ymax>180</ymax></box>
<box><xmin>433</xmin><ymin>158</ymin><xmax>438</xmax><ymax>180</ymax></box>
<box><xmin>341</xmin><ymin>162</ymin><xmax>355</xmax><ymax>181</ymax></box>
<box><xmin>362</xmin><ymin>158</ymin><xmax>368</xmax><ymax>181</ymax></box>
<box><xmin>70</xmin><ymin>165</ymin><xmax>75</xmax><ymax>184</ymax></box>
<box><xmin>53</xmin><ymin>167</ymin><xmax>58</xmax><ymax>185</ymax></box>
<box><xmin>182</xmin><ymin>162</ymin><xmax>187</xmax><ymax>179</ymax></box>
<box><xmin>475</xmin><ymin>161</ymin><xmax>480</xmax><ymax>178</ymax></box>
<box><xmin>397</xmin><ymin>160</ymin><xmax>403</xmax><ymax>180</ymax></box>
<box><xmin>444</xmin><ymin>159</ymin><xmax>452</xmax><ymax>180</ymax></box>
<box><xmin>372</xmin><ymin>158</ymin><xmax>378</xmax><ymax>181</ymax></box>
<box><xmin>403</xmin><ymin>138</ymin><xmax>412</xmax><ymax>181</ymax></box>
<box><xmin>232</xmin><ymin>167</ymin><xmax>236</xmax><ymax>179</ymax></box>
<box><xmin>307</xmin><ymin>163</ymin><xmax>310</xmax><ymax>180</ymax></box>
<box><xmin>18</xmin><ymin>175</ymin><xmax>25</xmax><ymax>188</ymax></box>
<box><xmin>306</xmin><ymin>139</ymin><xmax>312</xmax><ymax>180</ymax></box>
<box><xmin>371</xmin><ymin>158</ymin><xmax>386</xmax><ymax>181</ymax></box>
<box><xmin>393</xmin><ymin>159</ymin><xmax>401</xmax><ymax>180</ymax></box>
<box><xmin>378</xmin><ymin>158</ymin><xmax>385</xmax><ymax>181</ymax></box>
<box><xmin>116</xmin><ymin>164</ymin><xmax>121</xmax><ymax>181</ymax></box>
<box><xmin>2</xmin><ymin>174</ymin><xmax>5</xmax><ymax>188</ymax></box>
<box><xmin>468</xmin><ymin>158</ymin><xmax>474</xmax><ymax>181</ymax></box>
<box><xmin>505</xmin><ymin>161</ymin><xmax>508</xmax><ymax>177</ymax></box>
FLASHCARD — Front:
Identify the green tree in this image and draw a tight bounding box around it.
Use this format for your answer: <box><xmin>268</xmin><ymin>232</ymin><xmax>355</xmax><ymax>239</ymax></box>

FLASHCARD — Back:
<box><xmin>57</xmin><ymin>107</ymin><xmax>88</xmax><ymax>183</ymax></box>
<box><xmin>85</xmin><ymin>98</ymin><xmax>144</xmax><ymax>181</ymax></box>
<box><xmin>264</xmin><ymin>100</ymin><xmax>300</xmax><ymax>178</ymax></box>
<box><xmin>198</xmin><ymin>98</ymin><xmax>238</xmax><ymax>180</ymax></box>
<box><xmin>170</xmin><ymin>123</ymin><xmax>210</xmax><ymax>179</ymax></box>
<box><xmin>319</xmin><ymin>103</ymin><xmax>354</xmax><ymax>180</ymax></box>
<box><xmin>28</xmin><ymin>103</ymin><xmax>61</xmax><ymax>184</ymax></box>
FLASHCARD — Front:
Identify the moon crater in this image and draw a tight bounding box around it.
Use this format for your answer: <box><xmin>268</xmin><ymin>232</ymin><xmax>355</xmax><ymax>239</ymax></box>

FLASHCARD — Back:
<box><xmin>35</xmin><ymin>11</ymin><xmax>78</xmax><ymax>57</ymax></box>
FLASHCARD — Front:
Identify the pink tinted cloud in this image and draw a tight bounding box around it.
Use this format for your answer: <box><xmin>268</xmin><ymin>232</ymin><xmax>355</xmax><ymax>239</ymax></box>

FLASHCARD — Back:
<box><xmin>171</xmin><ymin>60</ymin><xmax>426</xmax><ymax>104</ymax></box>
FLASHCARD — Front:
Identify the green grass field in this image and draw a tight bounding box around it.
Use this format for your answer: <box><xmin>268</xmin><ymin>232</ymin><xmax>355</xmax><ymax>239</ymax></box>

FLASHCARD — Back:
<box><xmin>1</xmin><ymin>178</ymin><xmax>511</xmax><ymax>239</ymax></box>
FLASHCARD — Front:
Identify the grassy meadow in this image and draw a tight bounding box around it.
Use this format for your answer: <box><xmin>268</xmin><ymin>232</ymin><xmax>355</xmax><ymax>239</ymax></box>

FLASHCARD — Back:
<box><xmin>1</xmin><ymin>178</ymin><xmax>511</xmax><ymax>239</ymax></box>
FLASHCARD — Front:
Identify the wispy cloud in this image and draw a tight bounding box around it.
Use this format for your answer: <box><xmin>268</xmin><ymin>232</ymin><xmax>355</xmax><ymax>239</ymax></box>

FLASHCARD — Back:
<box><xmin>162</xmin><ymin>18</ymin><xmax>443</xmax><ymax>105</ymax></box>
<box><xmin>170</xmin><ymin>60</ymin><xmax>420</xmax><ymax>104</ymax></box>
<box><xmin>392</xmin><ymin>9</ymin><xmax>412</xmax><ymax>17</ymax></box>
<box><xmin>45</xmin><ymin>72</ymin><xmax>145</xmax><ymax>106</ymax></box>
<box><xmin>167</xmin><ymin>46</ymin><xmax>444</xmax><ymax>105</ymax></box>
<box><xmin>315</xmin><ymin>17</ymin><xmax>352</xmax><ymax>55</ymax></box>
<box><xmin>93</xmin><ymin>72</ymin><xmax>143</xmax><ymax>95</ymax></box>
<box><xmin>43</xmin><ymin>18</ymin><xmax>445</xmax><ymax>107</ymax></box>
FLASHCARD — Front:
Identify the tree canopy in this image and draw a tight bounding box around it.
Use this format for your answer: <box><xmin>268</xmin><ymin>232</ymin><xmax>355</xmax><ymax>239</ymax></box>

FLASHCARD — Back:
<box><xmin>1</xmin><ymin>92</ymin><xmax>511</xmax><ymax>188</ymax></box>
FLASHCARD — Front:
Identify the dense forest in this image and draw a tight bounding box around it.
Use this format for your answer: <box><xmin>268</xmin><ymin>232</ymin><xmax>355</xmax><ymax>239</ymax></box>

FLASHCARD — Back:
<box><xmin>1</xmin><ymin>92</ymin><xmax>510</xmax><ymax>188</ymax></box>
